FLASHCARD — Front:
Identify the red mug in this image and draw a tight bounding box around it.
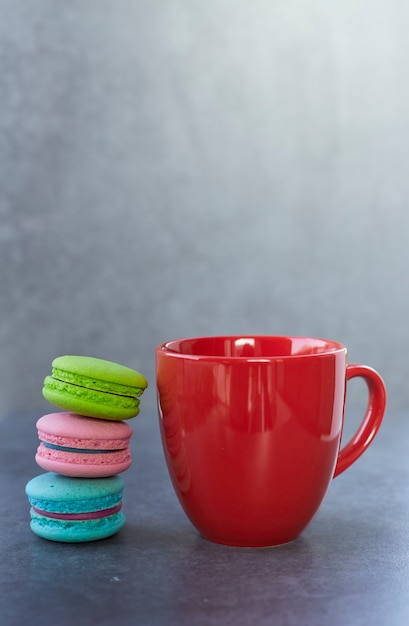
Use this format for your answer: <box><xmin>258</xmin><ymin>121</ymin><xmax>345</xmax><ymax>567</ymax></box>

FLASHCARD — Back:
<box><xmin>156</xmin><ymin>336</ymin><xmax>386</xmax><ymax>547</ymax></box>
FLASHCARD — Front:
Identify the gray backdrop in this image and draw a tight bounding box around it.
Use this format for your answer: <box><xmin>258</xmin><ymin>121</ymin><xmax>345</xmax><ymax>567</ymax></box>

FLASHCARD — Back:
<box><xmin>1</xmin><ymin>0</ymin><xmax>408</xmax><ymax>416</ymax></box>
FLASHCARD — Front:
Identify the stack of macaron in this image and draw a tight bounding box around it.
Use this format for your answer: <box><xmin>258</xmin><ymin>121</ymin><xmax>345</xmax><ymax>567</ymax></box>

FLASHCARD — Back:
<box><xmin>25</xmin><ymin>355</ymin><xmax>148</xmax><ymax>543</ymax></box>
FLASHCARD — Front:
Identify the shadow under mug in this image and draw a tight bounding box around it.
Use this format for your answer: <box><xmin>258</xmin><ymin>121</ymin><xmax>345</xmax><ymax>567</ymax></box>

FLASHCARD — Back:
<box><xmin>156</xmin><ymin>336</ymin><xmax>386</xmax><ymax>547</ymax></box>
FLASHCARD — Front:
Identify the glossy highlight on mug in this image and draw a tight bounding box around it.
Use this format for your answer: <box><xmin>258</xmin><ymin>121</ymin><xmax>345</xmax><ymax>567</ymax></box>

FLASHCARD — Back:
<box><xmin>156</xmin><ymin>336</ymin><xmax>386</xmax><ymax>547</ymax></box>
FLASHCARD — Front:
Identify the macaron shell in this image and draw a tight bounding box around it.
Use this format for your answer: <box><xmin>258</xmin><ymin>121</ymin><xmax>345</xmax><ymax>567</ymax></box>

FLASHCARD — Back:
<box><xmin>26</xmin><ymin>473</ymin><xmax>124</xmax><ymax>506</ymax></box>
<box><xmin>51</xmin><ymin>355</ymin><xmax>148</xmax><ymax>390</ymax></box>
<box><xmin>42</xmin><ymin>383</ymin><xmax>140</xmax><ymax>420</ymax></box>
<box><xmin>36</xmin><ymin>412</ymin><xmax>133</xmax><ymax>448</ymax></box>
<box><xmin>29</xmin><ymin>509</ymin><xmax>125</xmax><ymax>542</ymax></box>
<box><xmin>35</xmin><ymin>446</ymin><xmax>132</xmax><ymax>477</ymax></box>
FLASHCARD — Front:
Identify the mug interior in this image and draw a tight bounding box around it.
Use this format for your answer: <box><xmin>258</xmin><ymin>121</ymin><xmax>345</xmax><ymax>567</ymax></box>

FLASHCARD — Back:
<box><xmin>160</xmin><ymin>336</ymin><xmax>345</xmax><ymax>359</ymax></box>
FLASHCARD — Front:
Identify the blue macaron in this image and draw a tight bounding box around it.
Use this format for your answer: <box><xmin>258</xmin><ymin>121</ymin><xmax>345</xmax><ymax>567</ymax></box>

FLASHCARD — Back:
<box><xmin>25</xmin><ymin>472</ymin><xmax>125</xmax><ymax>542</ymax></box>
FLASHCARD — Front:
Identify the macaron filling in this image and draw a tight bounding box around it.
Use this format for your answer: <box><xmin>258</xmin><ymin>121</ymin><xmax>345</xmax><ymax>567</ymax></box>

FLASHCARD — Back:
<box><xmin>51</xmin><ymin>367</ymin><xmax>146</xmax><ymax>397</ymax></box>
<box><xmin>43</xmin><ymin>377</ymin><xmax>140</xmax><ymax>410</ymax></box>
<box><xmin>28</xmin><ymin>492</ymin><xmax>122</xmax><ymax>514</ymax></box>
<box><xmin>31</xmin><ymin>502</ymin><xmax>122</xmax><ymax>521</ymax></box>
<box><xmin>42</xmin><ymin>442</ymin><xmax>123</xmax><ymax>454</ymax></box>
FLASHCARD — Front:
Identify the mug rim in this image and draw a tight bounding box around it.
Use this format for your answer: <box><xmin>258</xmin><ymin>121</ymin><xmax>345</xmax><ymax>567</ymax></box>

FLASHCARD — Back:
<box><xmin>156</xmin><ymin>335</ymin><xmax>347</xmax><ymax>361</ymax></box>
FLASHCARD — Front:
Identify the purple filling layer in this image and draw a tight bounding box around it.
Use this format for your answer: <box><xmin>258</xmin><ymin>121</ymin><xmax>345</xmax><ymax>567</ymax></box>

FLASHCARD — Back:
<box><xmin>32</xmin><ymin>502</ymin><xmax>122</xmax><ymax>521</ymax></box>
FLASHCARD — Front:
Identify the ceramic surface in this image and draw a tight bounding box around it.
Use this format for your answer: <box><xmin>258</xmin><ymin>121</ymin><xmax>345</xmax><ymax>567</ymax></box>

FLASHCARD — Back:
<box><xmin>156</xmin><ymin>336</ymin><xmax>386</xmax><ymax>547</ymax></box>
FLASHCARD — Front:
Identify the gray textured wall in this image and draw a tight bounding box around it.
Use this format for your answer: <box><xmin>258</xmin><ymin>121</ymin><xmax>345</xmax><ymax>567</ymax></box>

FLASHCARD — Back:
<box><xmin>1</xmin><ymin>0</ymin><xmax>408</xmax><ymax>415</ymax></box>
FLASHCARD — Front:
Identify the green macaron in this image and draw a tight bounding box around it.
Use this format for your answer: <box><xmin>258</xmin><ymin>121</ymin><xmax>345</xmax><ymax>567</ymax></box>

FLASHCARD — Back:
<box><xmin>42</xmin><ymin>355</ymin><xmax>148</xmax><ymax>420</ymax></box>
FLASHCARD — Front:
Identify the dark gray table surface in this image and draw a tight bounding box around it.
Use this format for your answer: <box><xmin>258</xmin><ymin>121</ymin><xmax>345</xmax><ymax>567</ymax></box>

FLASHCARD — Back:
<box><xmin>1</xmin><ymin>407</ymin><xmax>408</xmax><ymax>626</ymax></box>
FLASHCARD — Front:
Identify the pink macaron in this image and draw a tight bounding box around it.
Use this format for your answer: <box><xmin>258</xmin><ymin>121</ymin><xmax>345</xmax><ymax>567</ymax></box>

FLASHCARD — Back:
<box><xmin>35</xmin><ymin>412</ymin><xmax>133</xmax><ymax>478</ymax></box>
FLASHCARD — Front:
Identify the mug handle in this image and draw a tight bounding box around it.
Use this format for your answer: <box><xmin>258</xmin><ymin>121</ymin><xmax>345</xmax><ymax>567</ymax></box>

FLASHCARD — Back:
<box><xmin>333</xmin><ymin>364</ymin><xmax>387</xmax><ymax>478</ymax></box>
